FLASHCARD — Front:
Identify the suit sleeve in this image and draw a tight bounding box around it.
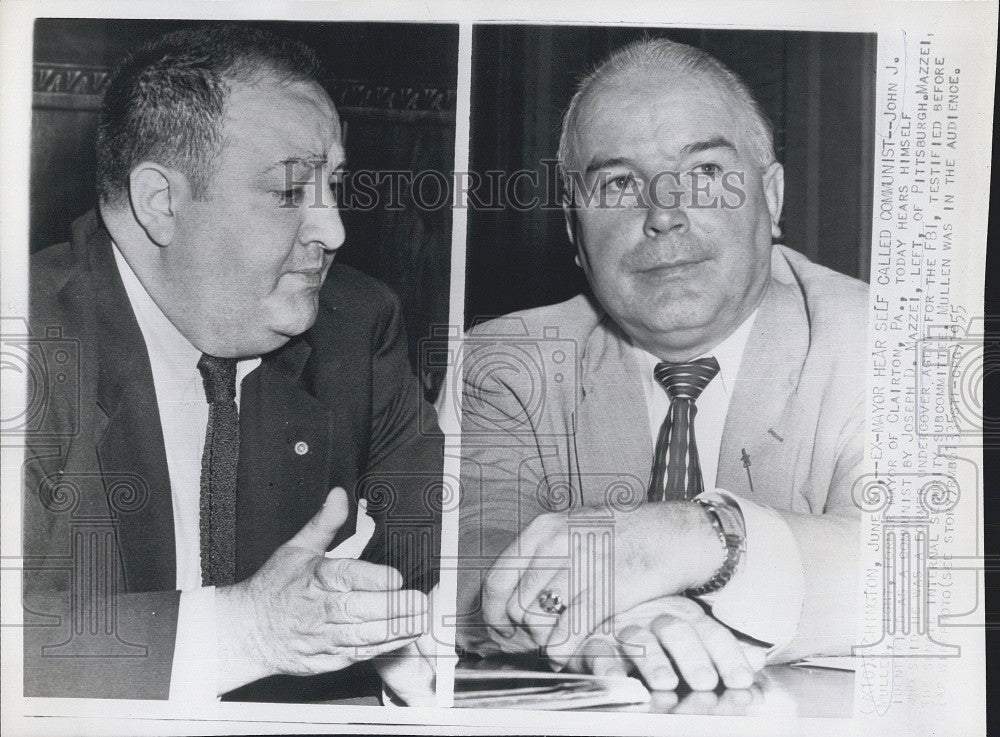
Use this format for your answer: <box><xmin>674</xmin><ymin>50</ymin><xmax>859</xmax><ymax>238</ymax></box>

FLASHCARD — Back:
<box><xmin>709</xmin><ymin>392</ymin><xmax>863</xmax><ymax>662</ymax></box>
<box><xmin>22</xmin><ymin>450</ymin><xmax>180</xmax><ymax>699</ymax></box>
<box><xmin>454</xmin><ymin>336</ymin><xmax>554</xmax><ymax>656</ymax></box>
<box><xmin>767</xmin><ymin>391</ymin><xmax>863</xmax><ymax>662</ymax></box>
<box><xmin>358</xmin><ymin>289</ymin><xmax>443</xmax><ymax>594</ymax></box>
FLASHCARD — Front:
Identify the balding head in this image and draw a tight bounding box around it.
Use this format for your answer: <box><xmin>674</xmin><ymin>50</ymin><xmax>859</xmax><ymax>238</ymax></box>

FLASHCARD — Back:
<box><xmin>558</xmin><ymin>38</ymin><xmax>776</xmax><ymax>203</ymax></box>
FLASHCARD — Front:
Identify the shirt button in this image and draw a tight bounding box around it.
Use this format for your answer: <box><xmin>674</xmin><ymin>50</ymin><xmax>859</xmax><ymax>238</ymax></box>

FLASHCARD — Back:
<box><xmin>294</xmin><ymin>441</ymin><xmax>309</xmax><ymax>456</ymax></box>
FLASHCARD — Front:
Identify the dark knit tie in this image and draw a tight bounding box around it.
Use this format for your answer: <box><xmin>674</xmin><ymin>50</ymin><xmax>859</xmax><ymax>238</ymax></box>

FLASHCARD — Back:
<box><xmin>197</xmin><ymin>354</ymin><xmax>239</xmax><ymax>587</ymax></box>
<box><xmin>648</xmin><ymin>357</ymin><xmax>720</xmax><ymax>501</ymax></box>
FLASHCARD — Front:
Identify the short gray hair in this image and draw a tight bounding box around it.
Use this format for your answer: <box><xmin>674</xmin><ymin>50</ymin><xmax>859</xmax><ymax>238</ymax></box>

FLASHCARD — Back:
<box><xmin>557</xmin><ymin>37</ymin><xmax>776</xmax><ymax>203</ymax></box>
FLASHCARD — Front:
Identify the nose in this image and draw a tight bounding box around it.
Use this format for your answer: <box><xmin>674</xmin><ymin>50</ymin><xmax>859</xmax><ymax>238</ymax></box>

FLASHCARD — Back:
<box><xmin>298</xmin><ymin>200</ymin><xmax>346</xmax><ymax>254</ymax></box>
<box><xmin>642</xmin><ymin>198</ymin><xmax>689</xmax><ymax>239</ymax></box>
<box><xmin>642</xmin><ymin>179</ymin><xmax>689</xmax><ymax>238</ymax></box>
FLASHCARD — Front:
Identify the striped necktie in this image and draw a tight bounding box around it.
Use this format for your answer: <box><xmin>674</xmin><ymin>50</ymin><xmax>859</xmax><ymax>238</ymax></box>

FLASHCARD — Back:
<box><xmin>197</xmin><ymin>354</ymin><xmax>239</xmax><ymax>587</ymax></box>
<box><xmin>648</xmin><ymin>357</ymin><xmax>720</xmax><ymax>501</ymax></box>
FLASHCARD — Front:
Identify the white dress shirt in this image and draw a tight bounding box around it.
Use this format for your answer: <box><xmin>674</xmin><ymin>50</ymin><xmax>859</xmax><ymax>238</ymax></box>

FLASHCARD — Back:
<box><xmin>631</xmin><ymin>308</ymin><xmax>806</xmax><ymax>649</ymax></box>
<box><xmin>113</xmin><ymin>246</ymin><xmax>258</xmax><ymax>699</ymax></box>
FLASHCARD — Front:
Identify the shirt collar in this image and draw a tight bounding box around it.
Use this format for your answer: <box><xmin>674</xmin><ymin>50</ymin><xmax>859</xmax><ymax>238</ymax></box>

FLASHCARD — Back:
<box><xmin>631</xmin><ymin>305</ymin><xmax>760</xmax><ymax>397</ymax></box>
<box><xmin>112</xmin><ymin>243</ymin><xmax>202</xmax><ymax>381</ymax></box>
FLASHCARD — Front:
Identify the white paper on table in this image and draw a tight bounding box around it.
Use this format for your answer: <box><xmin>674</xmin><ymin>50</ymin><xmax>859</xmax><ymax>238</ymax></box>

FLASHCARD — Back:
<box><xmin>326</xmin><ymin>499</ymin><xmax>376</xmax><ymax>559</ymax></box>
<box><xmin>790</xmin><ymin>657</ymin><xmax>859</xmax><ymax>672</ymax></box>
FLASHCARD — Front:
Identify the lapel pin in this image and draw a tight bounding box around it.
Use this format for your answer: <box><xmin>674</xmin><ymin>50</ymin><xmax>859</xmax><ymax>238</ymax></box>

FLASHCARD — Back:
<box><xmin>741</xmin><ymin>448</ymin><xmax>755</xmax><ymax>494</ymax></box>
<box><xmin>294</xmin><ymin>441</ymin><xmax>309</xmax><ymax>456</ymax></box>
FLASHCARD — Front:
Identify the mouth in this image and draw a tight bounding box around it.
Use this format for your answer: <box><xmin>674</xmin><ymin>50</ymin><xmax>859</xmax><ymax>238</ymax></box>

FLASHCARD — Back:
<box><xmin>287</xmin><ymin>267</ymin><xmax>326</xmax><ymax>288</ymax></box>
<box><xmin>634</xmin><ymin>257</ymin><xmax>707</xmax><ymax>278</ymax></box>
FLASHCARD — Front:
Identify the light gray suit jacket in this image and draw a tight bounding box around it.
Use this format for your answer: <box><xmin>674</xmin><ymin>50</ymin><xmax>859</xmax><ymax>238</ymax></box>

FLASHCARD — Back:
<box><xmin>457</xmin><ymin>245</ymin><xmax>867</xmax><ymax>661</ymax></box>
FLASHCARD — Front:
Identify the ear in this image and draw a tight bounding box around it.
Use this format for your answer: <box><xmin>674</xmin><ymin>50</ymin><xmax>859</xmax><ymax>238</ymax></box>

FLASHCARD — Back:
<box><xmin>562</xmin><ymin>197</ymin><xmax>585</xmax><ymax>270</ymax></box>
<box><xmin>128</xmin><ymin>163</ymin><xmax>189</xmax><ymax>246</ymax></box>
<box><xmin>762</xmin><ymin>162</ymin><xmax>784</xmax><ymax>240</ymax></box>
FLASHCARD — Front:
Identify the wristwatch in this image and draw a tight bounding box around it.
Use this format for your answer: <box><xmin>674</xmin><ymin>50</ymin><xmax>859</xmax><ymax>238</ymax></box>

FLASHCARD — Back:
<box><xmin>684</xmin><ymin>498</ymin><xmax>746</xmax><ymax>597</ymax></box>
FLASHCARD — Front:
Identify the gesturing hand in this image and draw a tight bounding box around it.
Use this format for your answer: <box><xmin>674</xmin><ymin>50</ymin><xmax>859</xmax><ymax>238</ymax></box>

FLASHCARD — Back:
<box><xmin>481</xmin><ymin>501</ymin><xmax>725</xmax><ymax>668</ymax></box>
<box><xmin>564</xmin><ymin>596</ymin><xmax>766</xmax><ymax>691</ymax></box>
<box><xmin>374</xmin><ymin>583</ymin><xmax>445</xmax><ymax>706</ymax></box>
<box><xmin>216</xmin><ymin>487</ymin><xmax>428</xmax><ymax>694</ymax></box>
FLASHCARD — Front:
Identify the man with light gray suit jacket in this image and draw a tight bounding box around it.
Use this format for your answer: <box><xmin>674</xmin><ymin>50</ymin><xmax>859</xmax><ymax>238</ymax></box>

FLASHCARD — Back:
<box><xmin>457</xmin><ymin>37</ymin><xmax>866</xmax><ymax>692</ymax></box>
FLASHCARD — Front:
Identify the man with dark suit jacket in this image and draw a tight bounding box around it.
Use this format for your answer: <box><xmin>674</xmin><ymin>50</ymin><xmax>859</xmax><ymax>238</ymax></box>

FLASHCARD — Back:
<box><xmin>457</xmin><ymin>37</ymin><xmax>866</xmax><ymax>692</ymax></box>
<box><xmin>24</xmin><ymin>24</ymin><xmax>441</xmax><ymax>703</ymax></box>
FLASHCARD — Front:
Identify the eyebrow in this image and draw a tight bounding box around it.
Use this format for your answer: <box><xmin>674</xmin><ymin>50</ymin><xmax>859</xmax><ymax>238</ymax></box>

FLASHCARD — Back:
<box><xmin>260</xmin><ymin>154</ymin><xmax>343</xmax><ymax>177</ymax></box>
<box><xmin>583</xmin><ymin>137</ymin><xmax>738</xmax><ymax>176</ymax></box>
<box><xmin>584</xmin><ymin>156</ymin><xmax>639</xmax><ymax>176</ymax></box>
<box><xmin>680</xmin><ymin>137</ymin><xmax>738</xmax><ymax>157</ymax></box>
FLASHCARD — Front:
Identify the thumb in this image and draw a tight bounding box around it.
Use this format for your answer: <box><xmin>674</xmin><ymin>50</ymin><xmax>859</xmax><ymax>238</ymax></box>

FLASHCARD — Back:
<box><xmin>286</xmin><ymin>487</ymin><xmax>351</xmax><ymax>554</ymax></box>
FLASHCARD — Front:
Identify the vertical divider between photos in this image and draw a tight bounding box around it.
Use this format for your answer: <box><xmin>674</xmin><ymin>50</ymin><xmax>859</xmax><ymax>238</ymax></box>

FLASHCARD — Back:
<box><xmin>434</xmin><ymin>19</ymin><xmax>475</xmax><ymax>710</ymax></box>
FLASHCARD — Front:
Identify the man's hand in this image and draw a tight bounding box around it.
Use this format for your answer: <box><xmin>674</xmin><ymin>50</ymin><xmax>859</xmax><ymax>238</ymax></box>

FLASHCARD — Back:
<box><xmin>481</xmin><ymin>501</ymin><xmax>725</xmax><ymax>667</ymax></box>
<box><xmin>564</xmin><ymin>597</ymin><xmax>766</xmax><ymax>691</ymax></box>
<box><xmin>216</xmin><ymin>487</ymin><xmax>428</xmax><ymax>694</ymax></box>
<box><xmin>373</xmin><ymin>584</ymin><xmax>443</xmax><ymax>706</ymax></box>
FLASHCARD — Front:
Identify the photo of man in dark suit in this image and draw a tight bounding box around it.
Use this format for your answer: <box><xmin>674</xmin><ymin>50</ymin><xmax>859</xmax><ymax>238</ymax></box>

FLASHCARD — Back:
<box><xmin>24</xmin><ymin>23</ymin><xmax>443</xmax><ymax>704</ymax></box>
<box><xmin>457</xmin><ymin>35</ymin><xmax>869</xmax><ymax>696</ymax></box>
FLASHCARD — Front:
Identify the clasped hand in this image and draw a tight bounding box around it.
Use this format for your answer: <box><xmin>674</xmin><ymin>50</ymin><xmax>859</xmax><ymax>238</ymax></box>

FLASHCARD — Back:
<box><xmin>480</xmin><ymin>502</ymin><xmax>762</xmax><ymax>690</ymax></box>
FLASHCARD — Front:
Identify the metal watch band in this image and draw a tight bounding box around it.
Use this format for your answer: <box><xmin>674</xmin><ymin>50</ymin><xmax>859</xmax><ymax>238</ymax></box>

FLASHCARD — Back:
<box><xmin>684</xmin><ymin>498</ymin><xmax>746</xmax><ymax>597</ymax></box>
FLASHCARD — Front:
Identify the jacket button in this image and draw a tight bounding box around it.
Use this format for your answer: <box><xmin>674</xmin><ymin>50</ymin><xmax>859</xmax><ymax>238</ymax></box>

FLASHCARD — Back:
<box><xmin>294</xmin><ymin>441</ymin><xmax>309</xmax><ymax>456</ymax></box>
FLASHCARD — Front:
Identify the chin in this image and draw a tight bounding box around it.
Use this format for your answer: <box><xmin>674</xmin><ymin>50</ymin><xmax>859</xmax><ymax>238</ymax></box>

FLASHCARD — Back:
<box><xmin>271</xmin><ymin>305</ymin><xmax>321</xmax><ymax>340</ymax></box>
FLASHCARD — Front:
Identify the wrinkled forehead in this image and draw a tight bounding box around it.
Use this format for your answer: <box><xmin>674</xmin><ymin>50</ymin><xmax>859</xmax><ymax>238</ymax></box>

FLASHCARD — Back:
<box><xmin>566</xmin><ymin>68</ymin><xmax>748</xmax><ymax>170</ymax></box>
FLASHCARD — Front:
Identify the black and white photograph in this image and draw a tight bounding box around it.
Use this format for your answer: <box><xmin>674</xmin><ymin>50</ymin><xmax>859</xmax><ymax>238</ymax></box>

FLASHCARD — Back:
<box><xmin>21</xmin><ymin>17</ymin><xmax>457</xmax><ymax>706</ymax></box>
<box><xmin>0</xmin><ymin>2</ymin><xmax>994</xmax><ymax>736</ymax></box>
<box><xmin>455</xmin><ymin>24</ymin><xmax>876</xmax><ymax>716</ymax></box>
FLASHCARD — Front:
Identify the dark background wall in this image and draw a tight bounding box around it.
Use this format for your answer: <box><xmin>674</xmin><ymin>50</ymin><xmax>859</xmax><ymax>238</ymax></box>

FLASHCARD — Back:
<box><xmin>465</xmin><ymin>26</ymin><xmax>876</xmax><ymax>326</ymax></box>
<box><xmin>31</xmin><ymin>18</ymin><xmax>457</xmax><ymax>400</ymax></box>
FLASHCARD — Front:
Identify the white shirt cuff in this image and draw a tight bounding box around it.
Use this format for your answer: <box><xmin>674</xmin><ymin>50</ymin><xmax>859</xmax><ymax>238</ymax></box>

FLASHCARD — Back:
<box><xmin>168</xmin><ymin>586</ymin><xmax>220</xmax><ymax>701</ymax></box>
<box><xmin>694</xmin><ymin>490</ymin><xmax>805</xmax><ymax>650</ymax></box>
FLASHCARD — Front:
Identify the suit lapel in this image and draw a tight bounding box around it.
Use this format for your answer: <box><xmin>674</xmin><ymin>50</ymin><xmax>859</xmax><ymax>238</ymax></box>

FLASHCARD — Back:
<box><xmin>87</xmin><ymin>222</ymin><xmax>176</xmax><ymax>593</ymax></box>
<box><xmin>81</xmin><ymin>216</ymin><xmax>344</xmax><ymax>588</ymax></box>
<box><xmin>235</xmin><ymin>338</ymin><xmax>344</xmax><ymax>579</ymax></box>
<box><xmin>717</xmin><ymin>251</ymin><xmax>810</xmax><ymax>502</ymax></box>
<box><xmin>572</xmin><ymin>314</ymin><xmax>652</xmax><ymax>508</ymax></box>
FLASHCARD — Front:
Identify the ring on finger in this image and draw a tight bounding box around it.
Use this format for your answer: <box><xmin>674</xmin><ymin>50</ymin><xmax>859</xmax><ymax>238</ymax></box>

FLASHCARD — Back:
<box><xmin>537</xmin><ymin>590</ymin><xmax>567</xmax><ymax>615</ymax></box>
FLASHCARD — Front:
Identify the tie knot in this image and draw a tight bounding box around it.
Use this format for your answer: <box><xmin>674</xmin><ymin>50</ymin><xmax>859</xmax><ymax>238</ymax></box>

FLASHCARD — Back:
<box><xmin>197</xmin><ymin>354</ymin><xmax>238</xmax><ymax>404</ymax></box>
<box><xmin>654</xmin><ymin>356</ymin><xmax>720</xmax><ymax>401</ymax></box>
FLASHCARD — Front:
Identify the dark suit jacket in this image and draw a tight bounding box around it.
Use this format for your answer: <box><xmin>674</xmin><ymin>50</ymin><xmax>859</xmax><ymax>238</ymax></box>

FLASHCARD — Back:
<box><xmin>23</xmin><ymin>211</ymin><xmax>443</xmax><ymax>700</ymax></box>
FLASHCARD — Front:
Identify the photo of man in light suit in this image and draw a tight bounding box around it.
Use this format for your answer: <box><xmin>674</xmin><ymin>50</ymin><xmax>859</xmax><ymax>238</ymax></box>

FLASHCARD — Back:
<box><xmin>23</xmin><ymin>23</ymin><xmax>444</xmax><ymax>704</ymax></box>
<box><xmin>457</xmin><ymin>36</ymin><xmax>869</xmax><ymax>693</ymax></box>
